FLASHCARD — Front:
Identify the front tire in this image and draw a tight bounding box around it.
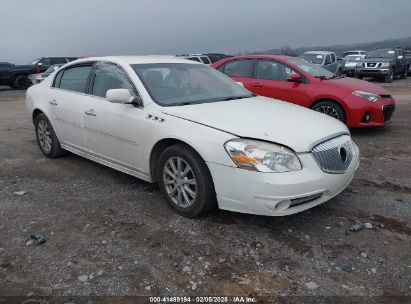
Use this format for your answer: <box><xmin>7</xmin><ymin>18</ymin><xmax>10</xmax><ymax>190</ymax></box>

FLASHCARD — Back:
<box><xmin>311</xmin><ymin>100</ymin><xmax>346</xmax><ymax>123</ymax></box>
<box><xmin>384</xmin><ymin>71</ymin><xmax>394</xmax><ymax>83</ymax></box>
<box><xmin>34</xmin><ymin>113</ymin><xmax>66</xmax><ymax>158</ymax></box>
<box><xmin>400</xmin><ymin>67</ymin><xmax>407</xmax><ymax>79</ymax></box>
<box><xmin>157</xmin><ymin>144</ymin><xmax>217</xmax><ymax>217</ymax></box>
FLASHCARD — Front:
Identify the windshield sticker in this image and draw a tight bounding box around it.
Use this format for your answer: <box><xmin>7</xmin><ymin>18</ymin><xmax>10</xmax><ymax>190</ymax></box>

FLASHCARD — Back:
<box><xmin>316</xmin><ymin>55</ymin><xmax>324</xmax><ymax>58</ymax></box>
<box><xmin>388</xmin><ymin>51</ymin><xmax>395</xmax><ymax>54</ymax></box>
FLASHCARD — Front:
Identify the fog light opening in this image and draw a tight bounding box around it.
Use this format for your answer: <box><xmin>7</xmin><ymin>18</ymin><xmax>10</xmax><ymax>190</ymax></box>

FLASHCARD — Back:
<box><xmin>275</xmin><ymin>200</ymin><xmax>291</xmax><ymax>212</ymax></box>
<box><xmin>362</xmin><ymin>112</ymin><xmax>370</xmax><ymax>123</ymax></box>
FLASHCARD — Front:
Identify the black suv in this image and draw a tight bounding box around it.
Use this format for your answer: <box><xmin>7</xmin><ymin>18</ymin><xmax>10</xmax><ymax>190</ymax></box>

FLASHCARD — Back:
<box><xmin>355</xmin><ymin>48</ymin><xmax>408</xmax><ymax>82</ymax></box>
<box><xmin>404</xmin><ymin>49</ymin><xmax>411</xmax><ymax>76</ymax></box>
<box><xmin>0</xmin><ymin>57</ymin><xmax>78</xmax><ymax>89</ymax></box>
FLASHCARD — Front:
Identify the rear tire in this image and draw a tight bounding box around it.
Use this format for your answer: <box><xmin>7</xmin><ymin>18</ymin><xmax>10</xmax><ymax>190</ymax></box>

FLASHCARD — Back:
<box><xmin>34</xmin><ymin>113</ymin><xmax>66</xmax><ymax>158</ymax></box>
<box><xmin>311</xmin><ymin>100</ymin><xmax>346</xmax><ymax>123</ymax></box>
<box><xmin>336</xmin><ymin>68</ymin><xmax>342</xmax><ymax>76</ymax></box>
<box><xmin>157</xmin><ymin>144</ymin><xmax>217</xmax><ymax>217</ymax></box>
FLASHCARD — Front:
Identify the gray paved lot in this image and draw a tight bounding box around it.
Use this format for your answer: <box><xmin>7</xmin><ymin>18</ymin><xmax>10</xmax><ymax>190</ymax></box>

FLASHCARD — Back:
<box><xmin>0</xmin><ymin>79</ymin><xmax>410</xmax><ymax>299</ymax></box>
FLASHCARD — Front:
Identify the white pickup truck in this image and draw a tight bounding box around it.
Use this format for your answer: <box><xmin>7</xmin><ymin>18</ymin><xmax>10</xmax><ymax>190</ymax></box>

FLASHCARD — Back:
<box><xmin>301</xmin><ymin>51</ymin><xmax>345</xmax><ymax>76</ymax></box>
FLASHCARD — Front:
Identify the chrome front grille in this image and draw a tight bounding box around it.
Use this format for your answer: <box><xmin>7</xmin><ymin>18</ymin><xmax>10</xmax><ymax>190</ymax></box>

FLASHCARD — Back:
<box><xmin>365</xmin><ymin>62</ymin><xmax>382</xmax><ymax>68</ymax></box>
<box><xmin>311</xmin><ymin>135</ymin><xmax>355</xmax><ymax>174</ymax></box>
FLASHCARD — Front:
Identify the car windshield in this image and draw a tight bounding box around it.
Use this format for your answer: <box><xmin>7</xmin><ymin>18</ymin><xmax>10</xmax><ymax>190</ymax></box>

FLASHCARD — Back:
<box><xmin>366</xmin><ymin>50</ymin><xmax>396</xmax><ymax>59</ymax></box>
<box><xmin>29</xmin><ymin>58</ymin><xmax>41</xmax><ymax>65</ymax></box>
<box><xmin>344</xmin><ymin>56</ymin><xmax>363</xmax><ymax>62</ymax></box>
<box><xmin>45</xmin><ymin>65</ymin><xmax>61</xmax><ymax>73</ymax></box>
<box><xmin>301</xmin><ymin>53</ymin><xmax>324</xmax><ymax>64</ymax></box>
<box><xmin>132</xmin><ymin>63</ymin><xmax>253</xmax><ymax>106</ymax></box>
<box><xmin>287</xmin><ymin>58</ymin><xmax>335</xmax><ymax>78</ymax></box>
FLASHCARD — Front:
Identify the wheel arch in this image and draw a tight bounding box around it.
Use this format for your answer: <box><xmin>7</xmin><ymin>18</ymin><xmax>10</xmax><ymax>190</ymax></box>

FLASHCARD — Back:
<box><xmin>310</xmin><ymin>98</ymin><xmax>347</xmax><ymax>114</ymax></box>
<box><xmin>12</xmin><ymin>72</ymin><xmax>29</xmax><ymax>81</ymax></box>
<box><xmin>32</xmin><ymin>108</ymin><xmax>45</xmax><ymax>124</ymax></box>
<box><xmin>149</xmin><ymin>138</ymin><xmax>208</xmax><ymax>182</ymax></box>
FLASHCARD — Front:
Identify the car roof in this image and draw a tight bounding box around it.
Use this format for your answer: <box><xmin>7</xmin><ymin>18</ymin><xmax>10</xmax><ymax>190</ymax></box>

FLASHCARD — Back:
<box><xmin>303</xmin><ymin>51</ymin><xmax>334</xmax><ymax>55</ymax></box>
<box><xmin>345</xmin><ymin>54</ymin><xmax>365</xmax><ymax>57</ymax></box>
<box><xmin>218</xmin><ymin>55</ymin><xmax>291</xmax><ymax>60</ymax></box>
<box><xmin>68</xmin><ymin>55</ymin><xmax>201</xmax><ymax>65</ymax></box>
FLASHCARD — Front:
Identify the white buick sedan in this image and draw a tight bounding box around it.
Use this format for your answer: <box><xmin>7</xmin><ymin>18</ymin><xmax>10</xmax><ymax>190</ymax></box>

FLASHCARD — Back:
<box><xmin>25</xmin><ymin>56</ymin><xmax>359</xmax><ymax>217</ymax></box>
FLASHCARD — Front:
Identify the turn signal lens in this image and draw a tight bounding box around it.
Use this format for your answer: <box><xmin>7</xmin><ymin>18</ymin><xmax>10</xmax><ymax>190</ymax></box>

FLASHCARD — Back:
<box><xmin>224</xmin><ymin>139</ymin><xmax>302</xmax><ymax>173</ymax></box>
<box><xmin>352</xmin><ymin>91</ymin><xmax>380</xmax><ymax>103</ymax></box>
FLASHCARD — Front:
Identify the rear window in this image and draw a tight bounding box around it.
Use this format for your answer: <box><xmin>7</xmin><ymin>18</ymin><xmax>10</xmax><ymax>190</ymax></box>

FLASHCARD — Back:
<box><xmin>58</xmin><ymin>66</ymin><xmax>92</xmax><ymax>93</ymax></box>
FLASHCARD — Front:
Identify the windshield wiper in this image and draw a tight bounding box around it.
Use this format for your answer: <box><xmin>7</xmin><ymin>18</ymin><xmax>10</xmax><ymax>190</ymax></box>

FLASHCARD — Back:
<box><xmin>172</xmin><ymin>95</ymin><xmax>254</xmax><ymax>106</ymax></box>
<box><xmin>219</xmin><ymin>95</ymin><xmax>253</xmax><ymax>101</ymax></box>
<box><xmin>314</xmin><ymin>75</ymin><xmax>335</xmax><ymax>80</ymax></box>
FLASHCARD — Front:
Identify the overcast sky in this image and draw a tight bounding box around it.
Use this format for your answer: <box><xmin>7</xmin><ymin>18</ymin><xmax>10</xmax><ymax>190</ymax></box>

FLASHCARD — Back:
<box><xmin>1</xmin><ymin>0</ymin><xmax>410</xmax><ymax>63</ymax></box>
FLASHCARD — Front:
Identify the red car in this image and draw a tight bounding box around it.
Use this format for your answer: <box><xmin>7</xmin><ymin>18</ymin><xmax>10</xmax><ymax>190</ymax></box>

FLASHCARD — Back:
<box><xmin>211</xmin><ymin>55</ymin><xmax>395</xmax><ymax>127</ymax></box>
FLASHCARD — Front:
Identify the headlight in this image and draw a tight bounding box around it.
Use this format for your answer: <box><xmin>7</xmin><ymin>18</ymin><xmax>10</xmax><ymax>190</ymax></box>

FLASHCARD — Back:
<box><xmin>356</xmin><ymin>62</ymin><xmax>363</xmax><ymax>68</ymax></box>
<box><xmin>352</xmin><ymin>90</ymin><xmax>380</xmax><ymax>102</ymax></box>
<box><xmin>224</xmin><ymin>139</ymin><xmax>302</xmax><ymax>173</ymax></box>
<box><xmin>380</xmin><ymin>62</ymin><xmax>390</xmax><ymax>67</ymax></box>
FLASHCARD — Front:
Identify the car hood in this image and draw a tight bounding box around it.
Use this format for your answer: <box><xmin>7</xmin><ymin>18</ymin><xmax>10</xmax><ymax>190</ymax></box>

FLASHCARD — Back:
<box><xmin>326</xmin><ymin>77</ymin><xmax>390</xmax><ymax>95</ymax></box>
<box><xmin>361</xmin><ymin>57</ymin><xmax>393</xmax><ymax>63</ymax></box>
<box><xmin>161</xmin><ymin>96</ymin><xmax>349</xmax><ymax>152</ymax></box>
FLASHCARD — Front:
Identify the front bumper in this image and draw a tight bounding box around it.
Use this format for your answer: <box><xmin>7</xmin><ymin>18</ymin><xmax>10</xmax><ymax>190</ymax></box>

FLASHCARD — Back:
<box><xmin>207</xmin><ymin>144</ymin><xmax>359</xmax><ymax>216</ymax></box>
<box><xmin>344</xmin><ymin>94</ymin><xmax>396</xmax><ymax>127</ymax></box>
<box><xmin>355</xmin><ymin>68</ymin><xmax>391</xmax><ymax>77</ymax></box>
<box><xmin>344</xmin><ymin>67</ymin><xmax>355</xmax><ymax>76</ymax></box>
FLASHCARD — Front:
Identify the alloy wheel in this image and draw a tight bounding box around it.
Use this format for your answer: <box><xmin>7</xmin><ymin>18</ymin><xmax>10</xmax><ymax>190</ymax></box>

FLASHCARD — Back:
<box><xmin>163</xmin><ymin>157</ymin><xmax>197</xmax><ymax>208</ymax></box>
<box><xmin>37</xmin><ymin>119</ymin><xmax>52</xmax><ymax>153</ymax></box>
<box><xmin>315</xmin><ymin>105</ymin><xmax>341</xmax><ymax>120</ymax></box>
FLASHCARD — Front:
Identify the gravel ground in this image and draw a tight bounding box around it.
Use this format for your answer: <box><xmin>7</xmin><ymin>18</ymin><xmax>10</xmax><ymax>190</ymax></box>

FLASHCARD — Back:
<box><xmin>0</xmin><ymin>78</ymin><xmax>410</xmax><ymax>302</ymax></box>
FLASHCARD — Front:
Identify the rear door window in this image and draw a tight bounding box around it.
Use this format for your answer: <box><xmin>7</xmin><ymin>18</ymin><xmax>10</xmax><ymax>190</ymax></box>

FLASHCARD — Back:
<box><xmin>222</xmin><ymin>59</ymin><xmax>253</xmax><ymax>78</ymax></box>
<box><xmin>58</xmin><ymin>65</ymin><xmax>92</xmax><ymax>93</ymax></box>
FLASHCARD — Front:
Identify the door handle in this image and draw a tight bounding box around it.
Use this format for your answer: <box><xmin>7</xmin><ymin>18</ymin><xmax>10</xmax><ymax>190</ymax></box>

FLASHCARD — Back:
<box><xmin>85</xmin><ymin>109</ymin><xmax>96</xmax><ymax>116</ymax></box>
<box><xmin>251</xmin><ymin>83</ymin><xmax>264</xmax><ymax>88</ymax></box>
<box><xmin>49</xmin><ymin>99</ymin><xmax>58</xmax><ymax>105</ymax></box>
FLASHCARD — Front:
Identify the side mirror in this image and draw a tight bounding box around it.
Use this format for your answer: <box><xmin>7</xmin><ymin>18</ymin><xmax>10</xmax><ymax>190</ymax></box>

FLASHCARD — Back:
<box><xmin>106</xmin><ymin>89</ymin><xmax>143</xmax><ymax>107</ymax></box>
<box><xmin>287</xmin><ymin>74</ymin><xmax>302</xmax><ymax>82</ymax></box>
